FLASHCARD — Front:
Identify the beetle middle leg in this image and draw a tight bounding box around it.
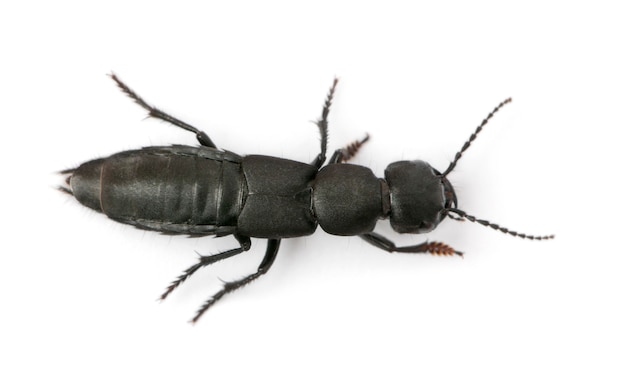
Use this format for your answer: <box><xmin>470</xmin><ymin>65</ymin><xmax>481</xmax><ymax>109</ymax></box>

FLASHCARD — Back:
<box><xmin>191</xmin><ymin>239</ymin><xmax>281</xmax><ymax>323</ymax></box>
<box><xmin>109</xmin><ymin>73</ymin><xmax>217</xmax><ymax>148</ymax></box>
<box><xmin>311</xmin><ymin>78</ymin><xmax>339</xmax><ymax>169</ymax></box>
<box><xmin>360</xmin><ymin>232</ymin><xmax>463</xmax><ymax>257</ymax></box>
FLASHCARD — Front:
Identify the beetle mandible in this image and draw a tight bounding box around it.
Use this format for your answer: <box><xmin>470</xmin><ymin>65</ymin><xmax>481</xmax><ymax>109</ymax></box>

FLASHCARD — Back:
<box><xmin>60</xmin><ymin>75</ymin><xmax>554</xmax><ymax>323</ymax></box>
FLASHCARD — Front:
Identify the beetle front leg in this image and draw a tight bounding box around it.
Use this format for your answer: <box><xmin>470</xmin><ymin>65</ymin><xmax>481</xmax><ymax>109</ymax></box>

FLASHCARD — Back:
<box><xmin>360</xmin><ymin>232</ymin><xmax>463</xmax><ymax>257</ymax></box>
<box><xmin>110</xmin><ymin>73</ymin><xmax>217</xmax><ymax>148</ymax></box>
<box><xmin>191</xmin><ymin>238</ymin><xmax>281</xmax><ymax>323</ymax></box>
<box><xmin>329</xmin><ymin>134</ymin><xmax>370</xmax><ymax>164</ymax></box>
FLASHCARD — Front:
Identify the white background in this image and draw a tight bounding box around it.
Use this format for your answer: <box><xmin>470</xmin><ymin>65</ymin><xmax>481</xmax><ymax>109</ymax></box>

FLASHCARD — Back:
<box><xmin>2</xmin><ymin>1</ymin><xmax>624</xmax><ymax>369</ymax></box>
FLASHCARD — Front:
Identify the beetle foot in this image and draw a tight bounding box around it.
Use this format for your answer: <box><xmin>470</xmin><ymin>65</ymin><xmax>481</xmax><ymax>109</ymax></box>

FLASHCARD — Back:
<box><xmin>423</xmin><ymin>242</ymin><xmax>464</xmax><ymax>258</ymax></box>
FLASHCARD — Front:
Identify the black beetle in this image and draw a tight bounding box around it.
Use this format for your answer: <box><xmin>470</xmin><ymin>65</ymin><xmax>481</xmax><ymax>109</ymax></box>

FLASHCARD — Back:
<box><xmin>60</xmin><ymin>75</ymin><xmax>553</xmax><ymax>323</ymax></box>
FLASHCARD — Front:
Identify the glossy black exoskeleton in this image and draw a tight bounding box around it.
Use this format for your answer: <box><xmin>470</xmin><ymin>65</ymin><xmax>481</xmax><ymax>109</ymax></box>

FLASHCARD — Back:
<box><xmin>60</xmin><ymin>75</ymin><xmax>553</xmax><ymax>322</ymax></box>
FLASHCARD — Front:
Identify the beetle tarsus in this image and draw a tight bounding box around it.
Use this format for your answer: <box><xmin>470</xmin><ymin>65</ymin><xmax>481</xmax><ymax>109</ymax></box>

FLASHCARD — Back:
<box><xmin>311</xmin><ymin>78</ymin><xmax>339</xmax><ymax>169</ymax></box>
<box><xmin>190</xmin><ymin>239</ymin><xmax>281</xmax><ymax>323</ymax></box>
<box><xmin>329</xmin><ymin>134</ymin><xmax>370</xmax><ymax>164</ymax></box>
<box><xmin>422</xmin><ymin>241</ymin><xmax>464</xmax><ymax>257</ymax></box>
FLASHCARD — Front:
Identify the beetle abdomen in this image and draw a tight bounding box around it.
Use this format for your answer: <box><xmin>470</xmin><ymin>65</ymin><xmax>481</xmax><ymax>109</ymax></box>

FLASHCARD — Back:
<box><xmin>68</xmin><ymin>145</ymin><xmax>244</xmax><ymax>235</ymax></box>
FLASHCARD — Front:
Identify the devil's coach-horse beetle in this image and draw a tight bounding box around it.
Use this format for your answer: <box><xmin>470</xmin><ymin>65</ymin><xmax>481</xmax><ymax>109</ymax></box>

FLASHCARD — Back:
<box><xmin>59</xmin><ymin>75</ymin><xmax>554</xmax><ymax>323</ymax></box>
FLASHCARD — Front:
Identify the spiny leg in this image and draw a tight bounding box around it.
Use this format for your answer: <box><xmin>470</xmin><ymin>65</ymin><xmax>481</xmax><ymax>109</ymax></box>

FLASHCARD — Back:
<box><xmin>329</xmin><ymin>134</ymin><xmax>370</xmax><ymax>164</ymax></box>
<box><xmin>311</xmin><ymin>78</ymin><xmax>339</xmax><ymax>169</ymax></box>
<box><xmin>191</xmin><ymin>238</ymin><xmax>281</xmax><ymax>323</ymax></box>
<box><xmin>109</xmin><ymin>73</ymin><xmax>216</xmax><ymax>148</ymax></box>
<box><xmin>360</xmin><ymin>232</ymin><xmax>463</xmax><ymax>257</ymax></box>
<box><xmin>160</xmin><ymin>235</ymin><xmax>251</xmax><ymax>301</ymax></box>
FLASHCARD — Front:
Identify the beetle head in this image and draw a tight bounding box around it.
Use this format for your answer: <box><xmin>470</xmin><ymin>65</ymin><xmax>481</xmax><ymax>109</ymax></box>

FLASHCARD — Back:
<box><xmin>385</xmin><ymin>160</ymin><xmax>456</xmax><ymax>234</ymax></box>
<box><xmin>383</xmin><ymin>98</ymin><xmax>553</xmax><ymax>241</ymax></box>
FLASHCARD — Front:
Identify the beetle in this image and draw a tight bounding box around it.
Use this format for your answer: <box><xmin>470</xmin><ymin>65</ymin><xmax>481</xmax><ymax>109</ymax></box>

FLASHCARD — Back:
<box><xmin>60</xmin><ymin>74</ymin><xmax>553</xmax><ymax>323</ymax></box>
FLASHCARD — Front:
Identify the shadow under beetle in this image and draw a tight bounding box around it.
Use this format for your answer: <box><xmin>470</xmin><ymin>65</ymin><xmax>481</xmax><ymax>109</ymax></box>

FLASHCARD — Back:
<box><xmin>60</xmin><ymin>75</ymin><xmax>554</xmax><ymax>323</ymax></box>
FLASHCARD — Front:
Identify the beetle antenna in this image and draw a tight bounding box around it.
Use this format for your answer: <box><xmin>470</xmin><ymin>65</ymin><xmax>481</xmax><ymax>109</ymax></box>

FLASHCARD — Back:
<box><xmin>442</xmin><ymin>98</ymin><xmax>512</xmax><ymax>177</ymax></box>
<box><xmin>446</xmin><ymin>208</ymin><xmax>554</xmax><ymax>240</ymax></box>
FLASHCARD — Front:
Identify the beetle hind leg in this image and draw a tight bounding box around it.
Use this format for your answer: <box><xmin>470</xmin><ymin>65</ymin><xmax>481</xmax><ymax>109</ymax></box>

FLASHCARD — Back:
<box><xmin>311</xmin><ymin>78</ymin><xmax>339</xmax><ymax>169</ymax></box>
<box><xmin>190</xmin><ymin>238</ymin><xmax>281</xmax><ymax>323</ymax></box>
<box><xmin>109</xmin><ymin>73</ymin><xmax>217</xmax><ymax>148</ymax></box>
<box><xmin>160</xmin><ymin>235</ymin><xmax>252</xmax><ymax>300</ymax></box>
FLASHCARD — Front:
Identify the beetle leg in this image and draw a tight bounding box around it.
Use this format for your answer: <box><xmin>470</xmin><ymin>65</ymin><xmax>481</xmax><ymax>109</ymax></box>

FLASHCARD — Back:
<box><xmin>329</xmin><ymin>134</ymin><xmax>370</xmax><ymax>164</ymax></box>
<box><xmin>190</xmin><ymin>238</ymin><xmax>281</xmax><ymax>323</ymax></box>
<box><xmin>109</xmin><ymin>73</ymin><xmax>217</xmax><ymax>148</ymax></box>
<box><xmin>360</xmin><ymin>232</ymin><xmax>463</xmax><ymax>257</ymax></box>
<box><xmin>160</xmin><ymin>235</ymin><xmax>251</xmax><ymax>301</ymax></box>
<box><xmin>311</xmin><ymin>78</ymin><xmax>339</xmax><ymax>169</ymax></box>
